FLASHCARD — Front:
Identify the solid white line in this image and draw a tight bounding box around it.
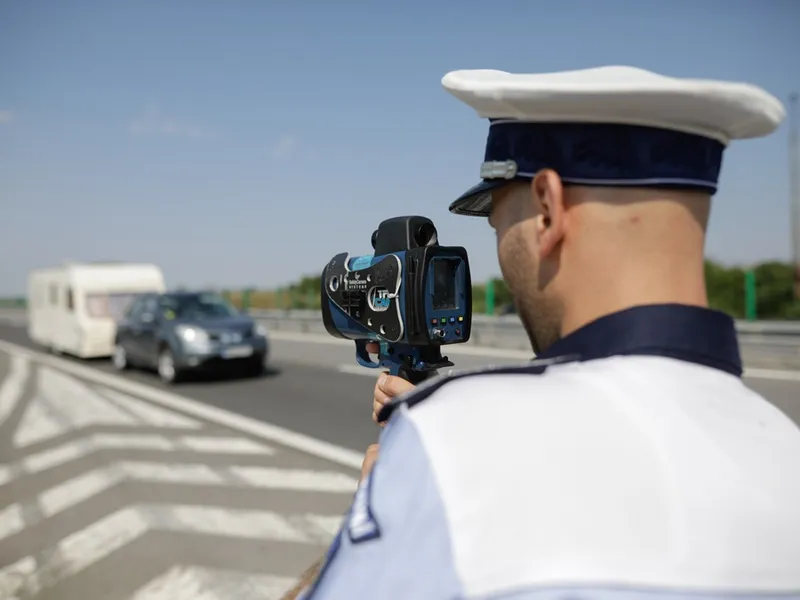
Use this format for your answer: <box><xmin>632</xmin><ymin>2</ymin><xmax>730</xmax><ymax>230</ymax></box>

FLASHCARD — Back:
<box><xmin>0</xmin><ymin>504</ymin><xmax>343</xmax><ymax>598</ymax></box>
<box><xmin>0</xmin><ymin>353</ymin><xmax>30</xmax><ymax>426</ymax></box>
<box><xmin>130</xmin><ymin>565</ymin><xmax>297</xmax><ymax>600</ymax></box>
<box><xmin>336</xmin><ymin>364</ymin><xmax>378</xmax><ymax>377</ymax></box>
<box><xmin>743</xmin><ymin>367</ymin><xmax>800</xmax><ymax>382</ymax></box>
<box><xmin>0</xmin><ymin>340</ymin><xmax>365</xmax><ymax>471</ymax></box>
<box><xmin>100</xmin><ymin>387</ymin><xmax>203</xmax><ymax>429</ymax></box>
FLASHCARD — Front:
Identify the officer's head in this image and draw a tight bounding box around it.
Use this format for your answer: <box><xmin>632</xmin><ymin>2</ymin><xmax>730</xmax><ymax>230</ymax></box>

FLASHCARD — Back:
<box><xmin>442</xmin><ymin>67</ymin><xmax>784</xmax><ymax>354</ymax></box>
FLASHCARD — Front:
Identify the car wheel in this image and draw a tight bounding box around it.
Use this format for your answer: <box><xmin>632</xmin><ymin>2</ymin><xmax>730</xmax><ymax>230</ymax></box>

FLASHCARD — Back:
<box><xmin>112</xmin><ymin>344</ymin><xmax>129</xmax><ymax>371</ymax></box>
<box><xmin>157</xmin><ymin>348</ymin><xmax>182</xmax><ymax>384</ymax></box>
<box><xmin>244</xmin><ymin>358</ymin><xmax>264</xmax><ymax>377</ymax></box>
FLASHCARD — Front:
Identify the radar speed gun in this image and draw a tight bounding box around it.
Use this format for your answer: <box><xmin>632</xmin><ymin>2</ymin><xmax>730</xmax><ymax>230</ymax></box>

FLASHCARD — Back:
<box><xmin>320</xmin><ymin>216</ymin><xmax>472</xmax><ymax>384</ymax></box>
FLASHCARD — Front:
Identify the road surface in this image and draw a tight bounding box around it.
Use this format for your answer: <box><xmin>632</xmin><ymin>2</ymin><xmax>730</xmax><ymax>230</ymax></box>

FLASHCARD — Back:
<box><xmin>0</xmin><ymin>320</ymin><xmax>798</xmax><ymax>599</ymax></box>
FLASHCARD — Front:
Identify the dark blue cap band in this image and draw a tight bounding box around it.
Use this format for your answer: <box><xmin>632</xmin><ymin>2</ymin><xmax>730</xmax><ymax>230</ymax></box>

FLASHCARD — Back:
<box><xmin>450</xmin><ymin>121</ymin><xmax>726</xmax><ymax>217</ymax></box>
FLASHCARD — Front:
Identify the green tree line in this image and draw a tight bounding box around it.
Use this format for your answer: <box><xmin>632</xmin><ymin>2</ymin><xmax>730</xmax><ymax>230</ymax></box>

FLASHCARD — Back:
<box><xmin>260</xmin><ymin>259</ymin><xmax>800</xmax><ymax>320</ymax></box>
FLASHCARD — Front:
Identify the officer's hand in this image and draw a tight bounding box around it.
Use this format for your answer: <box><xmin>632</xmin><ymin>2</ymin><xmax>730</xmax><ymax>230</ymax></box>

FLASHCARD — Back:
<box><xmin>365</xmin><ymin>342</ymin><xmax>417</xmax><ymax>426</ymax></box>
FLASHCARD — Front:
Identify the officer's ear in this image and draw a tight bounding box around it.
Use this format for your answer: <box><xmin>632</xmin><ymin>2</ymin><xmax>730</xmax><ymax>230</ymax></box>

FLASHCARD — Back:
<box><xmin>530</xmin><ymin>169</ymin><xmax>567</xmax><ymax>259</ymax></box>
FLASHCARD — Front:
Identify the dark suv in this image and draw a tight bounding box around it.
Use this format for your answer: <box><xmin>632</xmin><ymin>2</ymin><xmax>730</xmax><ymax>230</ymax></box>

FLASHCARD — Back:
<box><xmin>112</xmin><ymin>291</ymin><xmax>269</xmax><ymax>383</ymax></box>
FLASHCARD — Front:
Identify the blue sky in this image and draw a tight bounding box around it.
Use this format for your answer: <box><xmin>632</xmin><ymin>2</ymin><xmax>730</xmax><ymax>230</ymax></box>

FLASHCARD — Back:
<box><xmin>1</xmin><ymin>0</ymin><xmax>798</xmax><ymax>295</ymax></box>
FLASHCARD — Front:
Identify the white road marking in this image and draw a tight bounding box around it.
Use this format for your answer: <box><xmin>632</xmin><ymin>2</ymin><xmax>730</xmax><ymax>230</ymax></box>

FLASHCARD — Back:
<box><xmin>0</xmin><ymin>504</ymin><xmax>344</xmax><ymax>598</ymax></box>
<box><xmin>0</xmin><ymin>353</ymin><xmax>30</xmax><ymax>426</ymax></box>
<box><xmin>100</xmin><ymin>387</ymin><xmax>203</xmax><ymax>429</ymax></box>
<box><xmin>19</xmin><ymin>432</ymin><xmax>275</xmax><ymax>476</ymax></box>
<box><xmin>0</xmin><ymin>502</ymin><xmax>24</xmax><ymax>540</ymax></box>
<box><xmin>0</xmin><ymin>507</ymin><xmax>151</xmax><ymax>598</ymax></box>
<box><xmin>39</xmin><ymin>467</ymin><xmax>123</xmax><ymax>518</ymax></box>
<box><xmin>0</xmin><ymin>465</ymin><xmax>11</xmax><ymax>486</ymax></box>
<box><xmin>15</xmin><ymin>366</ymin><xmax>140</xmax><ymax>447</ymax></box>
<box><xmin>0</xmin><ymin>340</ymin><xmax>365</xmax><ymax>470</ymax></box>
<box><xmin>130</xmin><ymin>565</ymin><xmax>297</xmax><ymax>600</ymax></box>
<box><xmin>178</xmin><ymin>435</ymin><xmax>274</xmax><ymax>454</ymax></box>
<box><xmin>227</xmin><ymin>465</ymin><xmax>357</xmax><ymax>491</ymax></box>
<box><xmin>304</xmin><ymin>514</ymin><xmax>345</xmax><ymax>538</ymax></box>
<box><xmin>336</xmin><ymin>364</ymin><xmax>379</xmax><ymax>377</ymax></box>
<box><xmin>0</xmin><ymin>461</ymin><xmax>358</xmax><ymax>541</ymax></box>
<box><xmin>12</xmin><ymin>392</ymin><xmax>65</xmax><ymax>449</ymax></box>
<box><xmin>743</xmin><ymin>367</ymin><xmax>800</xmax><ymax>382</ymax></box>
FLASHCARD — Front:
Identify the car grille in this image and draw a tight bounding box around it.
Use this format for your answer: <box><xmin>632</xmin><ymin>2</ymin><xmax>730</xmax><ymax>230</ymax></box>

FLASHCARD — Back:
<box><xmin>208</xmin><ymin>327</ymin><xmax>252</xmax><ymax>343</ymax></box>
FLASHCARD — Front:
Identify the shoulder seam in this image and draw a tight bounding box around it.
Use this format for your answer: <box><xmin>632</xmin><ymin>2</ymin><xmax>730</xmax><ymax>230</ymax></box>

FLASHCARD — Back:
<box><xmin>377</xmin><ymin>354</ymin><xmax>581</xmax><ymax>422</ymax></box>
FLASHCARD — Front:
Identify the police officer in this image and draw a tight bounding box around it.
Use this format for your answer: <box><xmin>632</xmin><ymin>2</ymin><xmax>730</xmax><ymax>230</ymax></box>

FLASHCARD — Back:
<box><xmin>286</xmin><ymin>66</ymin><xmax>800</xmax><ymax>600</ymax></box>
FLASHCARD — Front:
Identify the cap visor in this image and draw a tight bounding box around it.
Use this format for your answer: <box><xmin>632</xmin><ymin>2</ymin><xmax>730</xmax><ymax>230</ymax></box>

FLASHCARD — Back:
<box><xmin>448</xmin><ymin>180</ymin><xmax>507</xmax><ymax>217</ymax></box>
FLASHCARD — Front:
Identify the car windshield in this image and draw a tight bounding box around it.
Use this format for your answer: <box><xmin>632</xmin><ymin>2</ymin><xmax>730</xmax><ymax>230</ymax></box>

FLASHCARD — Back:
<box><xmin>86</xmin><ymin>292</ymin><xmax>147</xmax><ymax>322</ymax></box>
<box><xmin>159</xmin><ymin>293</ymin><xmax>237</xmax><ymax>320</ymax></box>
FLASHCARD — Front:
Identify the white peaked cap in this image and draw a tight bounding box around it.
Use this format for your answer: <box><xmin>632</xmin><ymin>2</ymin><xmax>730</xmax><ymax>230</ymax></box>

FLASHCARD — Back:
<box><xmin>441</xmin><ymin>66</ymin><xmax>786</xmax><ymax>216</ymax></box>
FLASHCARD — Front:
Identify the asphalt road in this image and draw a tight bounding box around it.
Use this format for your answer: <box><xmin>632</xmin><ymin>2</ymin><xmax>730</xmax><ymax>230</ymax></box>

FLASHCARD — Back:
<box><xmin>0</xmin><ymin>322</ymin><xmax>798</xmax><ymax>449</ymax></box>
<box><xmin>0</xmin><ymin>338</ymin><xmax>362</xmax><ymax>599</ymax></box>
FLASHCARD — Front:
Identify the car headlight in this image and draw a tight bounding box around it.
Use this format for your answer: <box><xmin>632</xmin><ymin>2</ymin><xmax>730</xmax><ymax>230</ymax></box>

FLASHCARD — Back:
<box><xmin>175</xmin><ymin>325</ymin><xmax>210</xmax><ymax>345</ymax></box>
<box><xmin>255</xmin><ymin>323</ymin><xmax>268</xmax><ymax>338</ymax></box>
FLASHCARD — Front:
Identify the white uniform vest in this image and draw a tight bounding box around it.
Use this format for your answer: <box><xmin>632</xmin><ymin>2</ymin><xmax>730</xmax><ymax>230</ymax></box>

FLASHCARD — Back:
<box><xmin>307</xmin><ymin>305</ymin><xmax>800</xmax><ymax>600</ymax></box>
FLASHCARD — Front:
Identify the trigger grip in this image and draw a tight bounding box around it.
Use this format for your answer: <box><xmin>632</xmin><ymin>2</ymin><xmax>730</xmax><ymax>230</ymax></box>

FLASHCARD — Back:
<box><xmin>355</xmin><ymin>340</ymin><xmax>381</xmax><ymax>369</ymax></box>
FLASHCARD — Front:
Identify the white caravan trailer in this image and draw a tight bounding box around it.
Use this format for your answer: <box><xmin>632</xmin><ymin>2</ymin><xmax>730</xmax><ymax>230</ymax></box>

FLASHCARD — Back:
<box><xmin>27</xmin><ymin>262</ymin><xmax>166</xmax><ymax>358</ymax></box>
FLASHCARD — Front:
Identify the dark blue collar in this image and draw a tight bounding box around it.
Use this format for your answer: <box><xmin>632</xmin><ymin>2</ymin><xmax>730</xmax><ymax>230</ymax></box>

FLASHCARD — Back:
<box><xmin>537</xmin><ymin>303</ymin><xmax>742</xmax><ymax>377</ymax></box>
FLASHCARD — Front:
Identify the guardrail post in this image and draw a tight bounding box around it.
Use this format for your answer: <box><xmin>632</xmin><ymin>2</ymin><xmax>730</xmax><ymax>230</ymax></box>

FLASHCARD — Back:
<box><xmin>745</xmin><ymin>270</ymin><xmax>757</xmax><ymax>321</ymax></box>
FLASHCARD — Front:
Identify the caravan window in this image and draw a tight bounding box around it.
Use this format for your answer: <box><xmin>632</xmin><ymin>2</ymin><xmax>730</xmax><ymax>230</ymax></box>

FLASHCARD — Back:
<box><xmin>66</xmin><ymin>288</ymin><xmax>74</xmax><ymax>311</ymax></box>
<box><xmin>85</xmin><ymin>292</ymin><xmax>144</xmax><ymax>322</ymax></box>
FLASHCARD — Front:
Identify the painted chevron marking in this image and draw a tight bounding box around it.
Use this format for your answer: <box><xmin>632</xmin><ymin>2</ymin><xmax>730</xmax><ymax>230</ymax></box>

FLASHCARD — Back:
<box><xmin>0</xmin><ymin>461</ymin><xmax>357</xmax><ymax>541</ymax></box>
<box><xmin>15</xmin><ymin>367</ymin><xmax>141</xmax><ymax>447</ymax></box>
<box><xmin>0</xmin><ymin>465</ymin><xmax>11</xmax><ymax>486</ymax></box>
<box><xmin>98</xmin><ymin>387</ymin><xmax>203</xmax><ymax>429</ymax></box>
<box><xmin>0</xmin><ymin>353</ymin><xmax>30</xmax><ymax>426</ymax></box>
<box><xmin>0</xmin><ymin>504</ymin><xmax>344</xmax><ymax>598</ymax></box>
<box><xmin>13</xmin><ymin>431</ymin><xmax>275</xmax><ymax>477</ymax></box>
<box><xmin>0</xmin><ymin>340</ymin><xmax>366</xmax><ymax>470</ymax></box>
<box><xmin>0</xmin><ymin>502</ymin><xmax>24</xmax><ymax>540</ymax></box>
<box><xmin>129</xmin><ymin>565</ymin><xmax>297</xmax><ymax>600</ymax></box>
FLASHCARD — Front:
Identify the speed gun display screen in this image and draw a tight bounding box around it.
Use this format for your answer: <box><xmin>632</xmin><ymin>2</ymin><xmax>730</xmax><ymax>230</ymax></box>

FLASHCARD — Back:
<box><xmin>432</xmin><ymin>259</ymin><xmax>458</xmax><ymax>310</ymax></box>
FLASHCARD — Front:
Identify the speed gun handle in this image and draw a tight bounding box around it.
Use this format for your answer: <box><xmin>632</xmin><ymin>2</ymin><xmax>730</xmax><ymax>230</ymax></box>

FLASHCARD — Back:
<box><xmin>354</xmin><ymin>340</ymin><xmax>451</xmax><ymax>384</ymax></box>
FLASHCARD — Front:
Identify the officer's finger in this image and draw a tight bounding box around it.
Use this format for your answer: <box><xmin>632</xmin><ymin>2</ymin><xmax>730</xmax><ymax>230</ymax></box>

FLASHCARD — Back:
<box><xmin>372</xmin><ymin>373</ymin><xmax>416</xmax><ymax>425</ymax></box>
<box><xmin>373</xmin><ymin>390</ymin><xmax>390</xmax><ymax>426</ymax></box>
<box><xmin>365</xmin><ymin>342</ymin><xmax>380</xmax><ymax>354</ymax></box>
<box><xmin>377</xmin><ymin>373</ymin><xmax>417</xmax><ymax>398</ymax></box>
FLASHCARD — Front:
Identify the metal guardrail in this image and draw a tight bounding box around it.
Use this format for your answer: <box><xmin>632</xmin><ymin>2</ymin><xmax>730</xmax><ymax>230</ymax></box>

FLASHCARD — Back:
<box><xmin>0</xmin><ymin>308</ymin><xmax>798</xmax><ymax>370</ymax></box>
<box><xmin>248</xmin><ymin>308</ymin><xmax>800</xmax><ymax>337</ymax></box>
<box><xmin>247</xmin><ymin>309</ymin><xmax>800</xmax><ymax>370</ymax></box>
